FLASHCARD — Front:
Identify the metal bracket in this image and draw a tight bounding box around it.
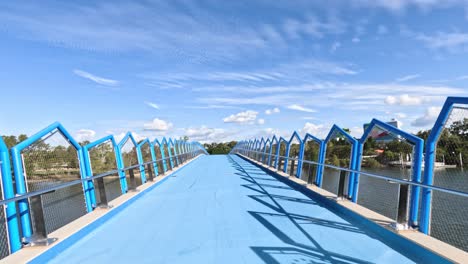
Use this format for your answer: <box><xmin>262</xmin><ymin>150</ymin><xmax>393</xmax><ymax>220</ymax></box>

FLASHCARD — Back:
<box><xmin>128</xmin><ymin>168</ymin><xmax>139</xmax><ymax>192</ymax></box>
<box><xmin>96</xmin><ymin>177</ymin><xmax>113</xmax><ymax>209</ymax></box>
<box><xmin>23</xmin><ymin>191</ymin><xmax>58</xmax><ymax>247</ymax></box>
<box><xmin>146</xmin><ymin>164</ymin><xmax>154</xmax><ymax>182</ymax></box>
<box><xmin>337</xmin><ymin>170</ymin><xmax>347</xmax><ymax>200</ymax></box>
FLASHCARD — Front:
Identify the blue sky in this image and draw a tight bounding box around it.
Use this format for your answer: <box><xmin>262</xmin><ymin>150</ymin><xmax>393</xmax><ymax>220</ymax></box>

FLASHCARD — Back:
<box><xmin>1</xmin><ymin>0</ymin><xmax>468</xmax><ymax>143</ymax></box>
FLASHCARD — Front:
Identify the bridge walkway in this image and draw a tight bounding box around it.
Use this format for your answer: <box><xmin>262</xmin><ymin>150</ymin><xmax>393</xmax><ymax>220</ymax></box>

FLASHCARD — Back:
<box><xmin>35</xmin><ymin>155</ymin><xmax>438</xmax><ymax>263</ymax></box>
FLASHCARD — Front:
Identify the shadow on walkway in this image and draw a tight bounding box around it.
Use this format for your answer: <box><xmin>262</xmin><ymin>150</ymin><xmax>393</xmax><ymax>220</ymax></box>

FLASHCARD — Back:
<box><xmin>227</xmin><ymin>155</ymin><xmax>373</xmax><ymax>264</ymax></box>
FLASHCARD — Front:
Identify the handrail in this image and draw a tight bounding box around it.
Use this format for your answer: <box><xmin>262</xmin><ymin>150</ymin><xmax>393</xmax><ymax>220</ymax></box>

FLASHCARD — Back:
<box><xmin>0</xmin><ymin>151</ymin><xmax>202</xmax><ymax>207</ymax></box>
<box><xmin>235</xmin><ymin>149</ymin><xmax>468</xmax><ymax>199</ymax></box>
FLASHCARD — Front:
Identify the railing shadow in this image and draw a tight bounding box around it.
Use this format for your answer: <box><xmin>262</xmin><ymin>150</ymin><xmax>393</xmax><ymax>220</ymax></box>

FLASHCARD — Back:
<box><xmin>227</xmin><ymin>155</ymin><xmax>374</xmax><ymax>264</ymax></box>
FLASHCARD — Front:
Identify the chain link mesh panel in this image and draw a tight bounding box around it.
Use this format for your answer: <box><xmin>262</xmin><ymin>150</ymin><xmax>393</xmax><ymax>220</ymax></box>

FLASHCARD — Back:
<box><xmin>88</xmin><ymin>141</ymin><xmax>121</xmax><ymax>205</ymax></box>
<box><xmin>21</xmin><ymin>130</ymin><xmax>86</xmax><ymax>234</ymax></box>
<box><xmin>154</xmin><ymin>145</ymin><xmax>164</xmax><ymax>175</ymax></box>
<box><xmin>323</xmin><ymin>132</ymin><xmax>352</xmax><ymax>195</ymax></box>
<box><xmin>277</xmin><ymin>141</ymin><xmax>287</xmax><ymax>171</ymax></box>
<box><xmin>120</xmin><ymin>140</ymin><xmax>142</xmax><ymax>187</ymax></box>
<box><xmin>263</xmin><ymin>142</ymin><xmax>271</xmax><ymax>165</ymax></box>
<box><xmin>431</xmin><ymin>106</ymin><xmax>468</xmax><ymax>251</ymax></box>
<box><xmin>141</xmin><ymin>143</ymin><xmax>152</xmax><ymax>165</ymax></box>
<box><xmin>169</xmin><ymin>145</ymin><xmax>177</xmax><ymax>167</ymax></box>
<box><xmin>270</xmin><ymin>143</ymin><xmax>278</xmax><ymax>167</ymax></box>
<box><xmin>301</xmin><ymin>140</ymin><xmax>320</xmax><ymax>184</ymax></box>
<box><xmin>287</xmin><ymin>140</ymin><xmax>301</xmax><ymax>177</ymax></box>
<box><xmin>0</xmin><ymin>168</ymin><xmax>10</xmax><ymax>260</ymax></box>
<box><xmin>359</xmin><ymin>125</ymin><xmax>414</xmax><ymax>220</ymax></box>
<box><xmin>163</xmin><ymin>143</ymin><xmax>172</xmax><ymax>170</ymax></box>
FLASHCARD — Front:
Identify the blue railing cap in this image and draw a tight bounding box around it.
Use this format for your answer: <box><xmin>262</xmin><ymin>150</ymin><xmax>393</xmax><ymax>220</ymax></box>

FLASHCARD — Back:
<box><xmin>118</xmin><ymin>132</ymin><xmax>138</xmax><ymax>148</ymax></box>
<box><xmin>426</xmin><ymin>96</ymin><xmax>468</xmax><ymax>144</ymax></box>
<box><xmin>324</xmin><ymin>124</ymin><xmax>357</xmax><ymax>144</ymax></box>
<box><xmin>303</xmin><ymin>133</ymin><xmax>322</xmax><ymax>144</ymax></box>
<box><xmin>84</xmin><ymin>135</ymin><xmax>117</xmax><ymax>150</ymax></box>
<box><xmin>270</xmin><ymin>135</ymin><xmax>278</xmax><ymax>143</ymax></box>
<box><xmin>137</xmin><ymin>138</ymin><xmax>152</xmax><ymax>147</ymax></box>
<box><xmin>288</xmin><ymin>131</ymin><xmax>303</xmax><ymax>144</ymax></box>
<box><xmin>0</xmin><ymin>136</ymin><xmax>7</xmax><ymax>152</ymax></box>
<box><xmin>12</xmin><ymin>122</ymin><xmax>81</xmax><ymax>152</ymax></box>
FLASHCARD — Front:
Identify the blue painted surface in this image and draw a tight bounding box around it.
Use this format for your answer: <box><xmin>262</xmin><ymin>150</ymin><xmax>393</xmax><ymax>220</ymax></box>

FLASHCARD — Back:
<box><xmin>34</xmin><ymin>155</ymin><xmax>445</xmax><ymax>264</ymax></box>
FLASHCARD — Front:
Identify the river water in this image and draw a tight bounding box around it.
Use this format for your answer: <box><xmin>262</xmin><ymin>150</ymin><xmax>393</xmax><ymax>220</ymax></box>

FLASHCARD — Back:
<box><xmin>315</xmin><ymin>165</ymin><xmax>468</xmax><ymax>252</ymax></box>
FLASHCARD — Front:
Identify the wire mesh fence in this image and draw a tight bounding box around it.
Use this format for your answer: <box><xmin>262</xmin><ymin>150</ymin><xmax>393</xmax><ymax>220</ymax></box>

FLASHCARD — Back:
<box><xmin>287</xmin><ymin>140</ymin><xmax>301</xmax><ymax>177</ymax></box>
<box><xmin>430</xmin><ymin>106</ymin><xmax>468</xmax><ymax>251</ymax></box>
<box><xmin>140</xmin><ymin>142</ymin><xmax>153</xmax><ymax>177</ymax></box>
<box><xmin>277</xmin><ymin>141</ymin><xmax>287</xmax><ymax>171</ymax></box>
<box><xmin>263</xmin><ymin>141</ymin><xmax>271</xmax><ymax>165</ymax></box>
<box><xmin>120</xmin><ymin>140</ymin><xmax>142</xmax><ymax>187</ymax></box>
<box><xmin>88</xmin><ymin>141</ymin><xmax>121</xmax><ymax>205</ymax></box>
<box><xmin>269</xmin><ymin>142</ymin><xmax>277</xmax><ymax>167</ymax></box>
<box><xmin>21</xmin><ymin>130</ymin><xmax>87</xmax><ymax>234</ymax></box>
<box><xmin>358</xmin><ymin>125</ymin><xmax>414</xmax><ymax>220</ymax></box>
<box><xmin>323</xmin><ymin>134</ymin><xmax>352</xmax><ymax>195</ymax></box>
<box><xmin>154</xmin><ymin>145</ymin><xmax>164</xmax><ymax>175</ymax></box>
<box><xmin>0</xmin><ymin>168</ymin><xmax>10</xmax><ymax>260</ymax></box>
<box><xmin>301</xmin><ymin>140</ymin><xmax>320</xmax><ymax>184</ymax></box>
<box><xmin>169</xmin><ymin>145</ymin><xmax>177</xmax><ymax>167</ymax></box>
<box><xmin>163</xmin><ymin>143</ymin><xmax>172</xmax><ymax>171</ymax></box>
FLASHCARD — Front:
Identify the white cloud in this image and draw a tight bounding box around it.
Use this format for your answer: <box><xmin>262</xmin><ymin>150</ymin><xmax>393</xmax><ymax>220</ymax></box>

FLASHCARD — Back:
<box><xmin>257</xmin><ymin>118</ymin><xmax>265</xmax><ymax>125</ymax></box>
<box><xmin>184</xmin><ymin>126</ymin><xmax>233</xmax><ymax>143</ymax></box>
<box><xmin>416</xmin><ymin>31</ymin><xmax>468</xmax><ymax>51</ymax></box>
<box><xmin>411</xmin><ymin>107</ymin><xmax>442</xmax><ymax>127</ymax></box>
<box><xmin>76</xmin><ymin>129</ymin><xmax>96</xmax><ymax>142</ymax></box>
<box><xmin>350</xmin><ymin>126</ymin><xmax>364</xmax><ymax>138</ymax></box>
<box><xmin>265</xmin><ymin>107</ymin><xmax>280</xmax><ymax>115</ymax></box>
<box><xmin>73</xmin><ymin>69</ymin><xmax>119</xmax><ymax>86</ymax></box>
<box><xmin>300</xmin><ymin>122</ymin><xmax>329</xmax><ymax>138</ymax></box>
<box><xmin>282</xmin><ymin>14</ymin><xmax>346</xmax><ymax>40</ymax></box>
<box><xmin>384</xmin><ymin>94</ymin><xmax>427</xmax><ymax>106</ymax></box>
<box><xmin>396</xmin><ymin>74</ymin><xmax>420</xmax><ymax>82</ymax></box>
<box><xmin>287</xmin><ymin>104</ymin><xmax>316</xmax><ymax>113</ymax></box>
<box><xmin>143</xmin><ymin>118</ymin><xmax>173</xmax><ymax>131</ymax></box>
<box><xmin>145</xmin><ymin>101</ymin><xmax>159</xmax><ymax>109</ymax></box>
<box><xmin>352</xmin><ymin>37</ymin><xmax>360</xmax><ymax>43</ymax></box>
<box><xmin>223</xmin><ymin>110</ymin><xmax>258</xmax><ymax>124</ymax></box>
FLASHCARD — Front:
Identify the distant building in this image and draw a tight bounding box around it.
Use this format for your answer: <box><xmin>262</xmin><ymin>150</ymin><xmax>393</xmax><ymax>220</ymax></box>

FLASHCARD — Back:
<box><xmin>363</xmin><ymin>119</ymin><xmax>400</xmax><ymax>143</ymax></box>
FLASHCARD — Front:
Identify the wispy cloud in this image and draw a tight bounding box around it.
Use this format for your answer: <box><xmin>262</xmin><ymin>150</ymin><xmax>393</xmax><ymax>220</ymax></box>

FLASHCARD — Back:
<box><xmin>265</xmin><ymin>107</ymin><xmax>280</xmax><ymax>115</ymax></box>
<box><xmin>144</xmin><ymin>101</ymin><xmax>159</xmax><ymax>109</ymax></box>
<box><xmin>384</xmin><ymin>94</ymin><xmax>428</xmax><ymax>106</ymax></box>
<box><xmin>411</xmin><ymin>106</ymin><xmax>442</xmax><ymax>127</ymax></box>
<box><xmin>418</xmin><ymin>32</ymin><xmax>468</xmax><ymax>50</ymax></box>
<box><xmin>75</xmin><ymin>129</ymin><xmax>96</xmax><ymax>142</ymax></box>
<box><xmin>143</xmin><ymin>118</ymin><xmax>173</xmax><ymax>131</ymax></box>
<box><xmin>287</xmin><ymin>104</ymin><xmax>316</xmax><ymax>113</ymax></box>
<box><xmin>396</xmin><ymin>74</ymin><xmax>420</xmax><ymax>82</ymax></box>
<box><xmin>223</xmin><ymin>110</ymin><xmax>259</xmax><ymax>124</ymax></box>
<box><xmin>73</xmin><ymin>69</ymin><xmax>119</xmax><ymax>86</ymax></box>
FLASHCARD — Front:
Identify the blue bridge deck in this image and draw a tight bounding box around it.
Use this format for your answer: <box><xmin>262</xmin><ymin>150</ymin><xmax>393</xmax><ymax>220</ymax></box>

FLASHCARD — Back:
<box><xmin>31</xmin><ymin>155</ymin><xmax>445</xmax><ymax>263</ymax></box>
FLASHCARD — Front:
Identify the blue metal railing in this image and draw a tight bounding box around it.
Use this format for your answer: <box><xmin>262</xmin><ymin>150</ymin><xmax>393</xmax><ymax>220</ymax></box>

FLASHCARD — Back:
<box><xmin>230</xmin><ymin>96</ymin><xmax>468</xmax><ymax>252</ymax></box>
<box><xmin>0</xmin><ymin>122</ymin><xmax>207</xmax><ymax>259</ymax></box>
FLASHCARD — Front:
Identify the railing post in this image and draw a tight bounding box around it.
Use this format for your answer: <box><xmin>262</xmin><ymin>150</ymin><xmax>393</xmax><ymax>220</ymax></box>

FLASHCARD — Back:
<box><xmin>290</xmin><ymin>158</ymin><xmax>296</xmax><ymax>176</ymax></box>
<box><xmin>23</xmin><ymin>192</ymin><xmax>57</xmax><ymax>246</ymax></box>
<box><xmin>128</xmin><ymin>168</ymin><xmax>138</xmax><ymax>192</ymax></box>
<box><xmin>396</xmin><ymin>183</ymin><xmax>410</xmax><ymax>230</ymax></box>
<box><xmin>337</xmin><ymin>170</ymin><xmax>347</xmax><ymax>200</ymax></box>
<box><xmin>146</xmin><ymin>163</ymin><xmax>154</xmax><ymax>182</ymax></box>
<box><xmin>96</xmin><ymin>177</ymin><xmax>112</xmax><ymax>209</ymax></box>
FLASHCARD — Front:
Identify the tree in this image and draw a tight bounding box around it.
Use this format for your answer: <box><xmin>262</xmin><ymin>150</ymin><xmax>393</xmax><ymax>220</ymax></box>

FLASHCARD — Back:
<box><xmin>2</xmin><ymin>134</ymin><xmax>28</xmax><ymax>148</ymax></box>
